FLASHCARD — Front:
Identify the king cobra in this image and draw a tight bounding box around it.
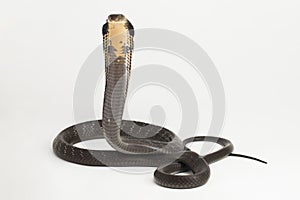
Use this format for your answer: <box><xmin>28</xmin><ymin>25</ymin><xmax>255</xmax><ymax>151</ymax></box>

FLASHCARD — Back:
<box><xmin>53</xmin><ymin>14</ymin><xmax>266</xmax><ymax>189</ymax></box>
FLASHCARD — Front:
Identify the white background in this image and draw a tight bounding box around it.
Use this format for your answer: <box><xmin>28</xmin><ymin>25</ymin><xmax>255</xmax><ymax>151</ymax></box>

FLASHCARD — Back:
<box><xmin>1</xmin><ymin>0</ymin><xmax>299</xmax><ymax>199</ymax></box>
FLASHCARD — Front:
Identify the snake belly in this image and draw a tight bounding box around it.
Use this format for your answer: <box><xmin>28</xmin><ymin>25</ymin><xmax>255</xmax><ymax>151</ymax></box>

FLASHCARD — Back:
<box><xmin>52</xmin><ymin>14</ymin><xmax>234</xmax><ymax>189</ymax></box>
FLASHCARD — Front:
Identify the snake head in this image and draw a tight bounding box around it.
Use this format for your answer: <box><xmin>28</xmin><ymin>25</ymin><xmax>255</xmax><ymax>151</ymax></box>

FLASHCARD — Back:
<box><xmin>102</xmin><ymin>14</ymin><xmax>134</xmax><ymax>36</ymax></box>
<box><xmin>108</xmin><ymin>14</ymin><xmax>126</xmax><ymax>22</ymax></box>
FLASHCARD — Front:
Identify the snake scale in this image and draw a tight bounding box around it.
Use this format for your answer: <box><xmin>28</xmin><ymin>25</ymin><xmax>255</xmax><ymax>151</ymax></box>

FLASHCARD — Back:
<box><xmin>53</xmin><ymin>14</ymin><xmax>266</xmax><ymax>189</ymax></box>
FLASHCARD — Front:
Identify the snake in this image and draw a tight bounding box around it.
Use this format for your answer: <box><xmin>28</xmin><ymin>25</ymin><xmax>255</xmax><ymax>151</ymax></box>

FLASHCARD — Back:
<box><xmin>52</xmin><ymin>14</ymin><xmax>266</xmax><ymax>189</ymax></box>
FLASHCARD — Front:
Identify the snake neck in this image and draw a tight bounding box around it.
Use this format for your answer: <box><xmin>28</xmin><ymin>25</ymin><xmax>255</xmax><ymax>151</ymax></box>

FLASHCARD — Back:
<box><xmin>102</xmin><ymin>14</ymin><xmax>183</xmax><ymax>154</ymax></box>
<box><xmin>102</xmin><ymin>14</ymin><xmax>134</xmax><ymax>153</ymax></box>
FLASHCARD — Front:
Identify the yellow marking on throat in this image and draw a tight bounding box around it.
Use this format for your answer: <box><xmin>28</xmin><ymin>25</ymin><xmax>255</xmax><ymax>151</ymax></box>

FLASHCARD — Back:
<box><xmin>108</xmin><ymin>21</ymin><xmax>128</xmax><ymax>58</ymax></box>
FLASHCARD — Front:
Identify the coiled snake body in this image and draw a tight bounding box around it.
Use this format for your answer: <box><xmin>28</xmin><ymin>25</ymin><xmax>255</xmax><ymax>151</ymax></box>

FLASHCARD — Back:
<box><xmin>53</xmin><ymin>14</ymin><xmax>266</xmax><ymax>189</ymax></box>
